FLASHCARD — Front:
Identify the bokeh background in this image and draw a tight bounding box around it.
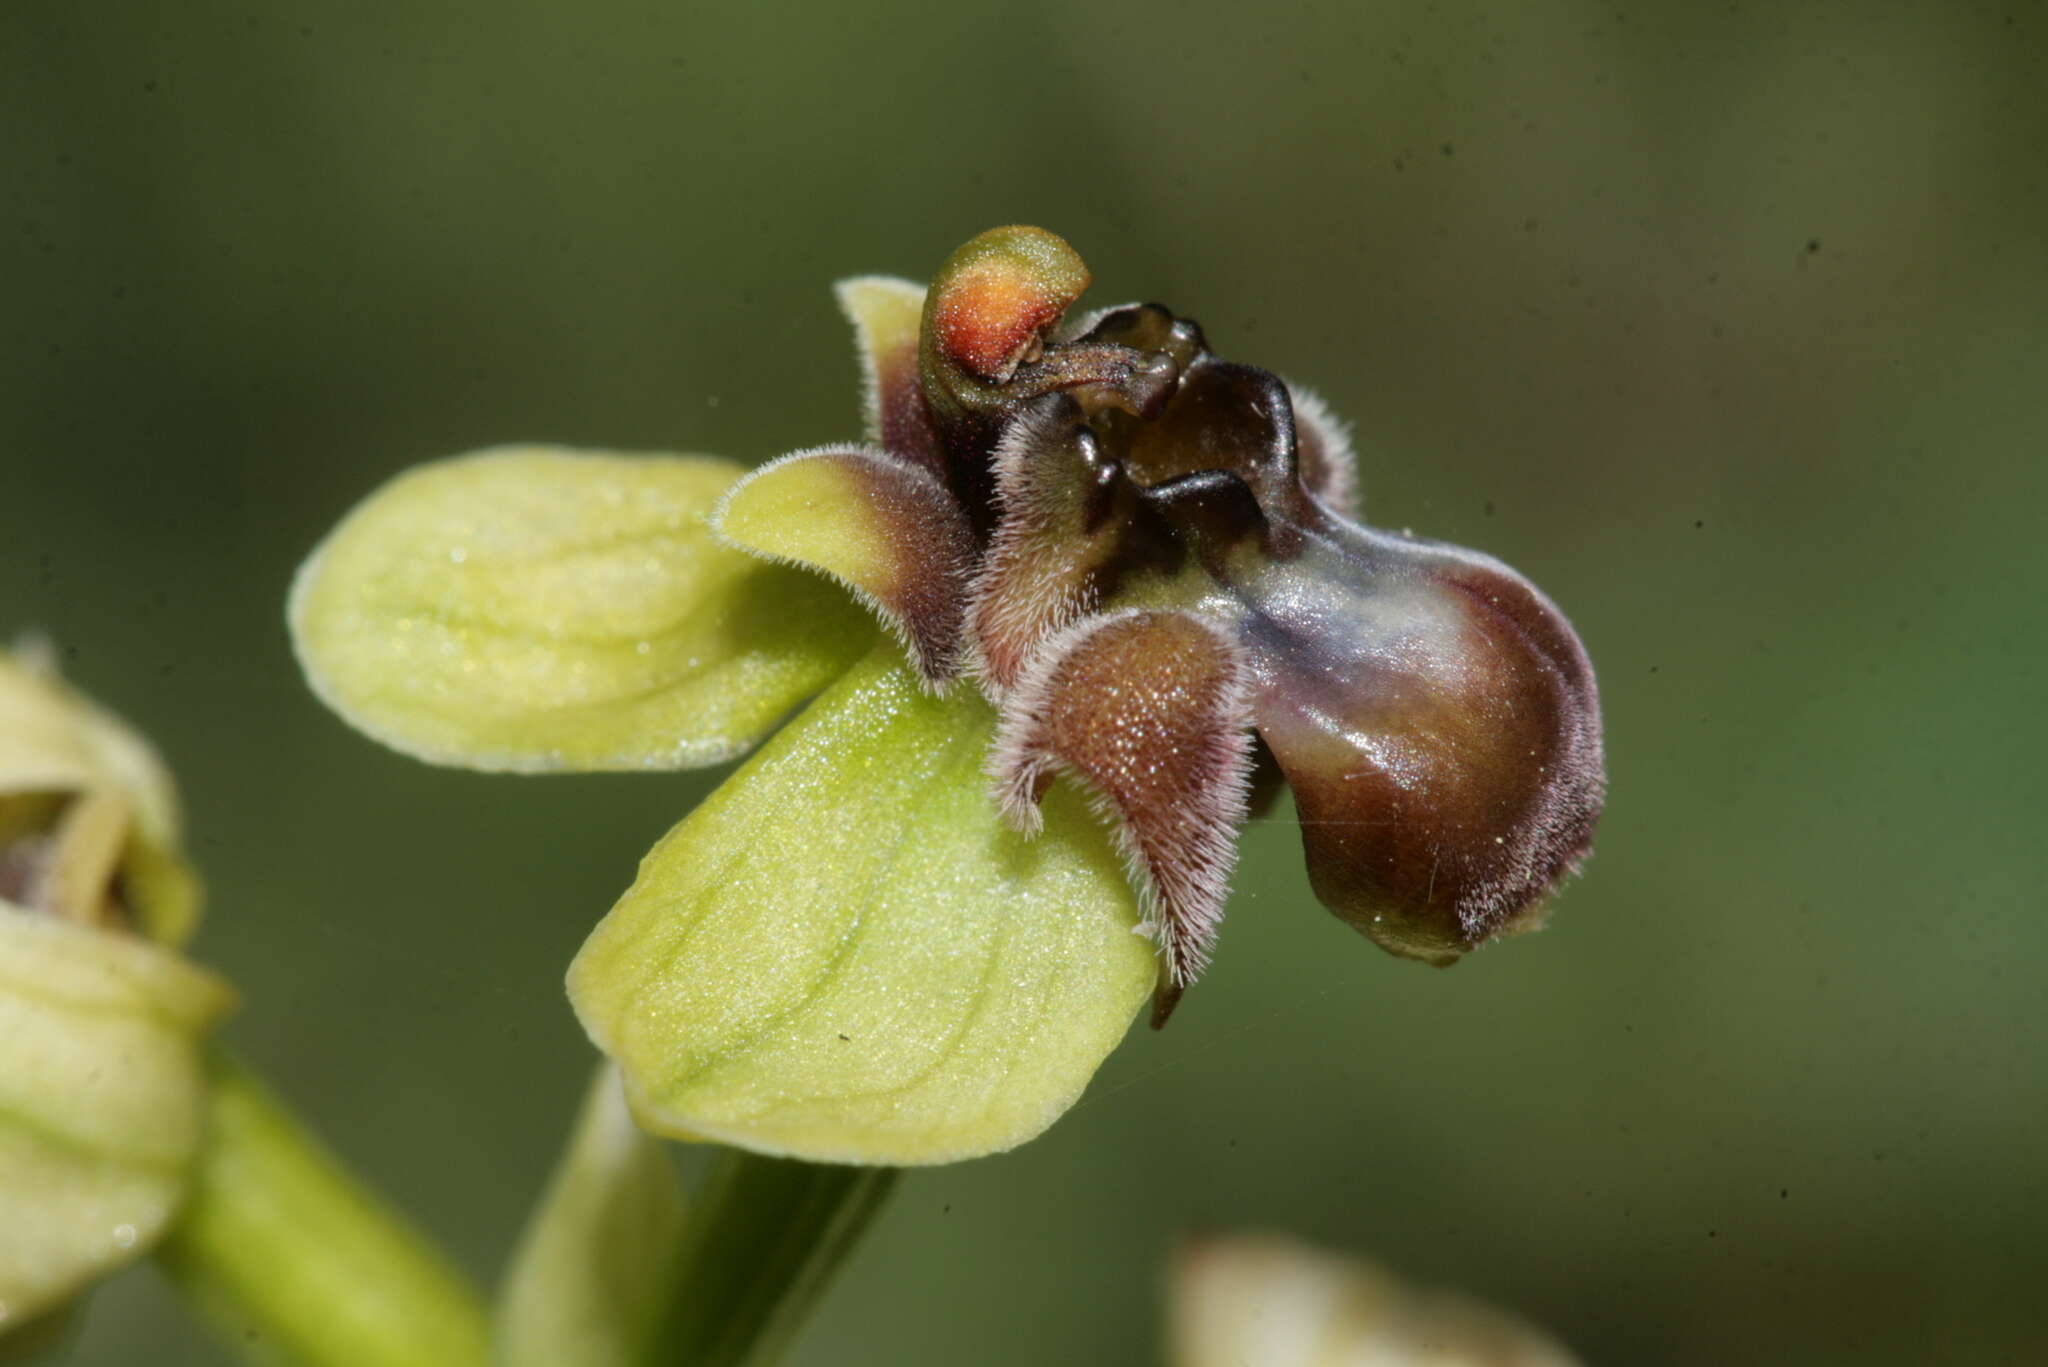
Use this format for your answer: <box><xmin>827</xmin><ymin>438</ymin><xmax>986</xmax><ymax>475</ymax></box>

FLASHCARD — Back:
<box><xmin>6</xmin><ymin>2</ymin><xmax>2045</xmax><ymax>1363</ymax></box>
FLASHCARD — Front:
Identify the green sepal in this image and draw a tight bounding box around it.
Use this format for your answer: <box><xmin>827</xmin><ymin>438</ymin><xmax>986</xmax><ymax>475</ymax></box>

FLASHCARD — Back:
<box><xmin>288</xmin><ymin>446</ymin><xmax>873</xmax><ymax>773</ymax></box>
<box><xmin>568</xmin><ymin>645</ymin><xmax>1154</xmax><ymax>1165</ymax></box>
<box><xmin>0</xmin><ymin>901</ymin><xmax>233</xmax><ymax>1332</ymax></box>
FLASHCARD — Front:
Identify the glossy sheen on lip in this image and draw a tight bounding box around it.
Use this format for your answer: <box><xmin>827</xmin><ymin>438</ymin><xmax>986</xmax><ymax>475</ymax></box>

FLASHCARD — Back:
<box><xmin>718</xmin><ymin>225</ymin><xmax>1606</xmax><ymax>1021</ymax></box>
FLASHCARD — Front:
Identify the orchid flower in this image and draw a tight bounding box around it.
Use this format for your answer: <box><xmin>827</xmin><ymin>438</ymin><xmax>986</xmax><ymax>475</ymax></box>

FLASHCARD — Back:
<box><xmin>289</xmin><ymin>226</ymin><xmax>1603</xmax><ymax>1165</ymax></box>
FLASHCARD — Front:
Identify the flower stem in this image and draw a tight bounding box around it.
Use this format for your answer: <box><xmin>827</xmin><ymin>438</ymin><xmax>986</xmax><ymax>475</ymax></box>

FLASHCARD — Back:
<box><xmin>495</xmin><ymin>1066</ymin><xmax>688</xmax><ymax>1366</ymax></box>
<box><xmin>153</xmin><ymin>1052</ymin><xmax>489</xmax><ymax>1367</ymax></box>
<box><xmin>648</xmin><ymin>1149</ymin><xmax>898</xmax><ymax>1367</ymax></box>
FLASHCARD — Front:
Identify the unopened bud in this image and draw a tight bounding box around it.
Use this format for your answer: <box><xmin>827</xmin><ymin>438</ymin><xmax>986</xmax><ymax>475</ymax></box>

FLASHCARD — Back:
<box><xmin>1169</xmin><ymin>1234</ymin><xmax>1582</xmax><ymax>1367</ymax></box>
<box><xmin>0</xmin><ymin>647</ymin><xmax>230</xmax><ymax>1339</ymax></box>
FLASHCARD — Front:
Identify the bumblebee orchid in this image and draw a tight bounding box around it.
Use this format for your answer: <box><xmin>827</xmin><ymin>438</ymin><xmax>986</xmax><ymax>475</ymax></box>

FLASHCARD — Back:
<box><xmin>289</xmin><ymin>227</ymin><xmax>1603</xmax><ymax>1164</ymax></box>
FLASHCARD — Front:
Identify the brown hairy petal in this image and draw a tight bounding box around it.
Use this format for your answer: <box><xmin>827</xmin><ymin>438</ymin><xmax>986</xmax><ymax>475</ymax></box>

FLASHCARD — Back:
<box><xmin>1243</xmin><ymin>735</ymin><xmax>1288</xmax><ymax>820</ymax></box>
<box><xmin>714</xmin><ymin>446</ymin><xmax>975</xmax><ymax>685</ymax></box>
<box><xmin>968</xmin><ymin>397</ymin><xmax>1129</xmax><ymax>690</ymax></box>
<box><xmin>1237</xmin><ymin>514</ymin><xmax>1604</xmax><ymax>964</ymax></box>
<box><xmin>987</xmin><ymin>609</ymin><xmax>1254</xmax><ymax>1026</ymax></box>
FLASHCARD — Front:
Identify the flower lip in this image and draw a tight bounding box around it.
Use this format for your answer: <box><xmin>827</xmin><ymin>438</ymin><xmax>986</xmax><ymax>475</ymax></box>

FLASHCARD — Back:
<box><xmin>729</xmin><ymin>224</ymin><xmax>1606</xmax><ymax>1021</ymax></box>
<box><xmin>923</xmin><ymin>230</ymin><xmax>1604</xmax><ymax>985</ymax></box>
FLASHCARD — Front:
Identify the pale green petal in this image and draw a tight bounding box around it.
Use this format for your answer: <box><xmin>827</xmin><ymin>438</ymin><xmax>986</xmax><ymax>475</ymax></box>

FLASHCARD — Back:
<box><xmin>715</xmin><ymin>452</ymin><xmax>912</xmax><ymax>604</ymax></box>
<box><xmin>0</xmin><ymin>655</ymin><xmax>102</xmax><ymax>800</ymax></box>
<box><xmin>493</xmin><ymin>1067</ymin><xmax>685</xmax><ymax>1367</ymax></box>
<box><xmin>0</xmin><ymin>655</ymin><xmax>179</xmax><ymax>840</ymax></box>
<box><xmin>288</xmin><ymin>447</ymin><xmax>873</xmax><ymax>773</ymax></box>
<box><xmin>0</xmin><ymin>901</ymin><xmax>234</xmax><ymax>1331</ymax></box>
<box><xmin>715</xmin><ymin>447</ymin><xmax>974</xmax><ymax>683</ymax></box>
<box><xmin>568</xmin><ymin>645</ymin><xmax>1153</xmax><ymax>1166</ymax></box>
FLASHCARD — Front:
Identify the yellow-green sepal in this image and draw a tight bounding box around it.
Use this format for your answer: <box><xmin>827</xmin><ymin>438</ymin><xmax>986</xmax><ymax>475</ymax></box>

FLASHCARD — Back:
<box><xmin>0</xmin><ymin>900</ymin><xmax>234</xmax><ymax>1332</ymax></box>
<box><xmin>568</xmin><ymin>644</ymin><xmax>1154</xmax><ymax>1165</ymax></box>
<box><xmin>287</xmin><ymin>446</ymin><xmax>874</xmax><ymax>773</ymax></box>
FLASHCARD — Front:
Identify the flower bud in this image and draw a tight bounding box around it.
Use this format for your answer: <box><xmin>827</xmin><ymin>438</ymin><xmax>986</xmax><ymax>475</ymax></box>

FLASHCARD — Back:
<box><xmin>0</xmin><ymin>644</ymin><xmax>201</xmax><ymax>945</ymax></box>
<box><xmin>0</xmin><ymin>647</ymin><xmax>231</xmax><ymax>1340</ymax></box>
<box><xmin>1169</xmin><ymin>1234</ymin><xmax>1582</xmax><ymax>1367</ymax></box>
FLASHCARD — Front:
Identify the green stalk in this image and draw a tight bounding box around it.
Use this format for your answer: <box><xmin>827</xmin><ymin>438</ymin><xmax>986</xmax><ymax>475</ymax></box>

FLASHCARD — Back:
<box><xmin>494</xmin><ymin>1066</ymin><xmax>690</xmax><ymax>1367</ymax></box>
<box><xmin>648</xmin><ymin>1149</ymin><xmax>898</xmax><ymax>1367</ymax></box>
<box><xmin>154</xmin><ymin>1053</ymin><xmax>488</xmax><ymax>1367</ymax></box>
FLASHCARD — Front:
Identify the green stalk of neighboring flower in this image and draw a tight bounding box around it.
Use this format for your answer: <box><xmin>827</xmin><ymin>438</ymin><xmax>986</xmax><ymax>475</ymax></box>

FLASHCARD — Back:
<box><xmin>154</xmin><ymin>1054</ymin><xmax>490</xmax><ymax>1367</ymax></box>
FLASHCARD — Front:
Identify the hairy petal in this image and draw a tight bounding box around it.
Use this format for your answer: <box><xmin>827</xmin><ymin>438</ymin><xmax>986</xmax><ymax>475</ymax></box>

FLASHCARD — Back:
<box><xmin>968</xmin><ymin>397</ymin><xmax>1127</xmax><ymax>690</ymax></box>
<box><xmin>1234</xmin><ymin>515</ymin><xmax>1604</xmax><ymax>963</ymax></box>
<box><xmin>568</xmin><ymin>645</ymin><xmax>1153</xmax><ymax>1166</ymax></box>
<box><xmin>0</xmin><ymin>901</ymin><xmax>233</xmax><ymax>1328</ymax></box>
<box><xmin>289</xmin><ymin>447</ymin><xmax>871</xmax><ymax>772</ymax></box>
<box><xmin>714</xmin><ymin>447</ymin><xmax>974</xmax><ymax>686</ymax></box>
<box><xmin>987</xmin><ymin>610</ymin><xmax>1253</xmax><ymax>1026</ymax></box>
<box><xmin>834</xmin><ymin>276</ymin><xmax>942</xmax><ymax>479</ymax></box>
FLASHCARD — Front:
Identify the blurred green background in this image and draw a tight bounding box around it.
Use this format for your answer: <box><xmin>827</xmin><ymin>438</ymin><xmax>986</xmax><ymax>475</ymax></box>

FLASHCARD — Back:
<box><xmin>5</xmin><ymin>2</ymin><xmax>2044</xmax><ymax>1363</ymax></box>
